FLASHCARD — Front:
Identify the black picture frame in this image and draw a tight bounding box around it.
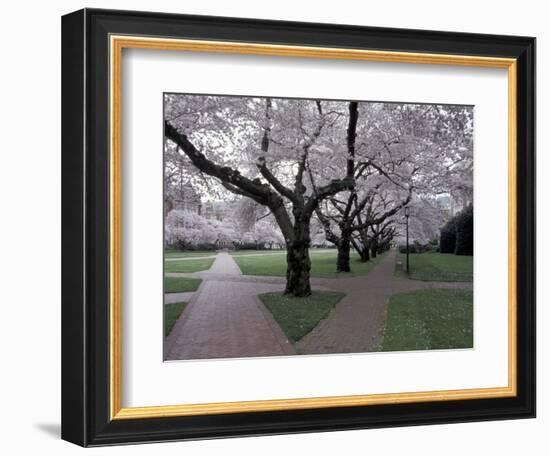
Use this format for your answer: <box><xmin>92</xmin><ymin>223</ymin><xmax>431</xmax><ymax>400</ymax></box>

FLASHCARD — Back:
<box><xmin>62</xmin><ymin>8</ymin><xmax>536</xmax><ymax>447</ymax></box>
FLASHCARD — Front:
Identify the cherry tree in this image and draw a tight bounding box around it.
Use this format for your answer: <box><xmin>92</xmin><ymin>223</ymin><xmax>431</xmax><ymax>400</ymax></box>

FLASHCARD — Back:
<box><xmin>240</xmin><ymin>220</ymin><xmax>285</xmax><ymax>249</ymax></box>
<box><xmin>165</xmin><ymin>209</ymin><xmax>240</xmax><ymax>249</ymax></box>
<box><xmin>352</xmin><ymin>196</ymin><xmax>405</xmax><ymax>262</ymax></box>
<box><xmin>317</xmin><ymin>184</ymin><xmax>411</xmax><ymax>268</ymax></box>
<box><xmin>352</xmin><ymin>218</ymin><xmax>397</xmax><ymax>260</ymax></box>
<box><xmin>313</xmin><ymin>102</ymin><xmax>419</xmax><ymax>271</ymax></box>
<box><xmin>164</xmin><ymin>95</ymin><xmax>473</xmax><ymax>294</ymax></box>
<box><xmin>165</xmin><ymin>95</ymin><xmax>355</xmax><ymax>296</ymax></box>
<box><xmin>315</xmin><ymin>102</ymin><xmax>472</xmax><ymax>270</ymax></box>
<box><xmin>399</xmin><ymin>196</ymin><xmax>449</xmax><ymax>245</ymax></box>
<box><xmin>165</xmin><ymin>210</ymin><xmax>217</xmax><ymax>248</ymax></box>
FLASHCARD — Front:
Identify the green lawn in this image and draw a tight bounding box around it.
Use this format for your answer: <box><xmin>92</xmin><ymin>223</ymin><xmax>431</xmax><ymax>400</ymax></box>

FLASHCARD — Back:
<box><xmin>164</xmin><ymin>277</ymin><xmax>202</xmax><ymax>293</ymax></box>
<box><xmin>380</xmin><ymin>289</ymin><xmax>473</xmax><ymax>352</ymax></box>
<box><xmin>230</xmin><ymin>249</ymin><xmax>285</xmax><ymax>256</ymax></box>
<box><xmin>234</xmin><ymin>250</ymin><xmax>386</xmax><ymax>278</ymax></box>
<box><xmin>165</xmin><ymin>249</ymin><xmax>216</xmax><ymax>258</ymax></box>
<box><xmin>396</xmin><ymin>252</ymin><xmax>473</xmax><ymax>282</ymax></box>
<box><xmin>259</xmin><ymin>291</ymin><xmax>346</xmax><ymax>343</ymax></box>
<box><xmin>164</xmin><ymin>258</ymin><xmax>214</xmax><ymax>273</ymax></box>
<box><xmin>230</xmin><ymin>248</ymin><xmax>334</xmax><ymax>256</ymax></box>
<box><xmin>164</xmin><ymin>302</ymin><xmax>187</xmax><ymax>336</ymax></box>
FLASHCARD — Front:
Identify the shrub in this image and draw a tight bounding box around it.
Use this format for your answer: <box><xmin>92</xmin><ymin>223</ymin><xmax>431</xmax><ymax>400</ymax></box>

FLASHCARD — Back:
<box><xmin>428</xmin><ymin>238</ymin><xmax>439</xmax><ymax>253</ymax></box>
<box><xmin>439</xmin><ymin>219</ymin><xmax>456</xmax><ymax>254</ymax></box>
<box><xmin>399</xmin><ymin>244</ymin><xmax>419</xmax><ymax>254</ymax></box>
<box><xmin>237</xmin><ymin>242</ymin><xmax>260</xmax><ymax>250</ymax></box>
<box><xmin>417</xmin><ymin>241</ymin><xmax>433</xmax><ymax>253</ymax></box>
<box><xmin>454</xmin><ymin>205</ymin><xmax>473</xmax><ymax>255</ymax></box>
<box><xmin>377</xmin><ymin>242</ymin><xmax>391</xmax><ymax>254</ymax></box>
<box><xmin>400</xmin><ymin>242</ymin><xmax>435</xmax><ymax>254</ymax></box>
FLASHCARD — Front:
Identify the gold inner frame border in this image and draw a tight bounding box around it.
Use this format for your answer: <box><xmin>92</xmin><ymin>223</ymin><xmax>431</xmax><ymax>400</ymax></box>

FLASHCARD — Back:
<box><xmin>109</xmin><ymin>35</ymin><xmax>517</xmax><ymax>420</ymax></box>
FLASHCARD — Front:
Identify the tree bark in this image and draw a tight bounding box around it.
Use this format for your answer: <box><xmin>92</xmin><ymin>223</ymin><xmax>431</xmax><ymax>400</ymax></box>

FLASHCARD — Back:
<box><xmin>285</xmin><ymin>220</ymin><xmax>312</xmax><ymax>297</ymax></box>
<box><xmin>371</xmin><ymin>239</ymin><xmax>378</xmax><ymax>259</ymax></box>
<box><xmin>359</xmin><ymin>246</ymin><xmax>370</xmax><ymax>262</ymax></box>
<box><xmin>336</xmin><ymin>240</ymin><xmax>351</xmax><ymax>272</ymax></box>
<box><xmin>353</xmin><ymin>229</ymin><xmax>371</xmax><ymax>262</ymax></box>
<box><xmin>336</xmin><ymin>228</ymin><xmax>352</xmax><ymax>272</ymax></box>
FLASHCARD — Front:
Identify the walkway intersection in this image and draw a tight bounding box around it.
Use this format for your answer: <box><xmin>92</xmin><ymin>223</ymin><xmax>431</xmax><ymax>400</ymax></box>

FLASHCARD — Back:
<box><xmin>164</xmin><ymin>250</ymin><xmax>472</xmax><ymax>360</ymax></box>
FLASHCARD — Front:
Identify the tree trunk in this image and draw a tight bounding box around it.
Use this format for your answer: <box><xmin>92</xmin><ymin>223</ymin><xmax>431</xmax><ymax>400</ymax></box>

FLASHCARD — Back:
<box><xmin>371</xmin><ymin>239</ymin><xmax>378</xmax><ymax>258</ymax></box>
<box><xmin>336</xmin><ymin>229</ymin><xmax>352</xmax><ymax>272</ymax></box>
<box><xmin>359</xmin><ymin>247</ymin><xmax>370</xmax><ymax>262</ymax></box>
<box><xmin>285</xmin><ymin>220</ymin><xmax>312</xmax><ymax>297</ymax></box>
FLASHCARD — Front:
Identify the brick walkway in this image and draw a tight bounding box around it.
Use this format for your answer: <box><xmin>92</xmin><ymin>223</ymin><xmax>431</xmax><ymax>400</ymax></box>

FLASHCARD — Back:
<box><xmin>164</xmin><ymin>292</ymin><xmax>195</xmax><ymax>304</ymax></box>
<box><xmin>165</xmin><ymin>254</ymin><xmax>216</xmax><ymax>262</ymax></box>
<box><xmin>207</xmin><ymin>252</ymin><xmax>242</xmax><ymax>275</ymax></box>
<box><xmin>164</xmin><ymin>280</ymin><xmax>295</xmax><ymax>360</ymax></box>
<box><xmin>165</xmin><ymin>249</ymin><xmax>472</xmax><ymax>360</ymax></box>
<box><xmin>164</xmin><ymin>253</ymin><xmax>295</xmax><ymax>360</ymax></box>
<box><xmin>164</xmin><ymin>253</ymin><xmax>242</xmax><ymax>309</ymax></box>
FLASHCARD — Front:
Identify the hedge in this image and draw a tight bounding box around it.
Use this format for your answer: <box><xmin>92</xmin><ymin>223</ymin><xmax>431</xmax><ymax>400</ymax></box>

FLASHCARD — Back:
<box><xmin>439</xmin><ymin>219</ymin><xmax>456</xmax><ymax>254</ymax></box>
<box><xmin>398</xmin><ymin>241</ymin><xmax>435</xmax><ymax>254</ymax></box>
<box><xmin>454</xmin><ymin>205</ymin><xmax>474</xmax><ymax>255</ymax></box>
<box><xmin>439</xmin><ymin>205</ymin><xmax>473</xmax><ymax>255</ymax></box>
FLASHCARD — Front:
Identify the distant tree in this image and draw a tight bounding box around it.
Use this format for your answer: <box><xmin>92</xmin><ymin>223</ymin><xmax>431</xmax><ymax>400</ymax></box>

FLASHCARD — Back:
<box><xmin>233</xmin><ymin>197</ymin><xmax>263</xmax><ymax>233</ymax></box>
<box><xmin>317</xmin><ymin>185</ymin><xmax>411</xmax><ymax>269</ymax></box>
<box><xmin>246</xmin><ymin>220</ymin><xmax>285</xmax><ymax>249</ymax></box>
<box><xmin>165</xmin><ymin>210</ymin><xmax>217</xmax><ymax>249</ymax></box>
<box><xmin>366</xmin><ymin>219</ymin><xmax>397</xmax><ymax>259</ymax></box>
<box><xmin>165</xmin><ymin>209</ymin><xmax>240</xmax><ymax>250</ymax></box>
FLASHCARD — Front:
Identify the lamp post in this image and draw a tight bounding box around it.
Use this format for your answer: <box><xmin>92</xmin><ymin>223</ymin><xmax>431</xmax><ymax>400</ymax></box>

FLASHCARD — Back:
<box><xmin>404</xmin><ymin>206</ymin><xmax>410</xmax><ymax>274</ymax></box>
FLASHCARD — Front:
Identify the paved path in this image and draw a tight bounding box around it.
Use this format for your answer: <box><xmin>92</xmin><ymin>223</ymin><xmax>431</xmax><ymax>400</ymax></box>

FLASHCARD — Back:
<box><xmin>164</xmin><ymin>252</ymin><xmax>295</xmax><ymax>360</ymax></box>
<box><xmin>296</xmin><ymin>250</ymin><xmax>472</xmax><ymax>355</ymax></box>
<box><xmin>164</xmin><ymin>292</ymin><xmax>195</xmax><ymax>304</ymax></box>
<box><xmin>206</xmin><ymin>252</ymin><xmax>242</xmax><ymax>275</ymax></box>
<box><xmin>165</xmin><ymin>255</ymin><xmax>216</xmax><ymax>262</ymax></box>
<box><xmin>164</xmin><ymin>249</ymin><xmax>472</xmax><ymax>360</ymax></box>
<box><xmin>165</xmin><ymin>279</ymin><xmax>294</xmax><ymax>360</ymax></box>
<box><xmin>229</xmin><ymin>249</ymin><xmax>333</xmax><ymax>258</ymax></box>
<box><xmin>165</xmin><ymin>249</ymin><xmax>332</xmax><ymax>261</ymax></box>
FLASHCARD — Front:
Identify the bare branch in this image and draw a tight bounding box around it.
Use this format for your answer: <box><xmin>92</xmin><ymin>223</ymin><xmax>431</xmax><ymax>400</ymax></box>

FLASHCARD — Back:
<box><xmin>165</xmin><ymin>120</ymin><xmax>273</xmax><ymax>204</ymax></box>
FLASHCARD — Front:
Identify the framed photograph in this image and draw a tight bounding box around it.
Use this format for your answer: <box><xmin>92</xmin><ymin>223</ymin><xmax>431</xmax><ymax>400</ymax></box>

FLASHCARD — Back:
<box><xmin>61</xmin><ymin>8</ymin><xmax>535</xmax><ymax>446</ymax></box>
